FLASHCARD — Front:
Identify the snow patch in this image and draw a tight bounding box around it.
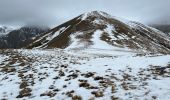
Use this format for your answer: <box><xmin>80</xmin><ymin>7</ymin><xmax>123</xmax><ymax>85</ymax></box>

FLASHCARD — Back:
<box><xmin>91</xmin><ymin>30</ymin><xmax>115</xmax><ymax>49</ymax></box>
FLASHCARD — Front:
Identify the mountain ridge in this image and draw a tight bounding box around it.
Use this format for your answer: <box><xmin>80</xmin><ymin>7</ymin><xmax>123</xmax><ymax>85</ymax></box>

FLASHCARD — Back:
<box><xmin>27</xmin><ymin>11</ymin><xmax>170</xmax><ymax>54</ymax></box>
<box><xmin>0</xmin><ymin>26</ymin><xmax>49</xmax><ymax>49</ymax></box>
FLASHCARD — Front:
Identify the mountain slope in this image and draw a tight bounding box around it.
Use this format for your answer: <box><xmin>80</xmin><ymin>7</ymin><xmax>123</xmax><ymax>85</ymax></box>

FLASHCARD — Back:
<box><xmin>151</xmin><ymin>24</ymin><xmax>170</xmax><ymax>38</ymax></box>
<box><xmin>27</xmin><ymin>11</ymin><xmax>170</xmax><ymax>54</ymax></box>
<box><xmin>0</xmin><ymin>26</ymin><xmax>49</xmax><ymax>49</ymax></box>
<box><xmin>151</xmin><ymin>24</ymin><xmax>170</xmax><ymax>34</ymax></box>
<box><xmin>0</xmin><ymin>26</ymin><xmax>14</xmax><ymax>36</ymax></box>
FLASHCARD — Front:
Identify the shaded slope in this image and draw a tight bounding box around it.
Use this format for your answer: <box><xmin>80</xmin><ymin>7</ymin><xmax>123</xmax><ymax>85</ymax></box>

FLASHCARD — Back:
<box><xmin>0</xmin><ymin>26</ymin><xmax>49</xmax><ymax>49</ymax></box>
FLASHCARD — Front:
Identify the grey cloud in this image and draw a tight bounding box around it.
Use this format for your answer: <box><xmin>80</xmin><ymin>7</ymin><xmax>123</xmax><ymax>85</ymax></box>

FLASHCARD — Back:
<box><xmin>0</xmin><ymin>0</ymin><xmax>170</xmax><ymax>27</ymax></box>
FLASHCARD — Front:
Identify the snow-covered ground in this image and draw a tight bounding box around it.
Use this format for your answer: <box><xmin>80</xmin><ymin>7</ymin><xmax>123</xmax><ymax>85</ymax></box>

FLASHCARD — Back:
<box><xmin>0</xmin><ymin>49</ymin><xmax>170</xmax><ymax>100</ymax></box>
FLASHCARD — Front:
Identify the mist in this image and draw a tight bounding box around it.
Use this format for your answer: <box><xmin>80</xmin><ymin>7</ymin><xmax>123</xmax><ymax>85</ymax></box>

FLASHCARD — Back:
<box><xmin>0</xmin><ymin>0</ymin><xmax>170</xmax><ymax>27</ymax></box>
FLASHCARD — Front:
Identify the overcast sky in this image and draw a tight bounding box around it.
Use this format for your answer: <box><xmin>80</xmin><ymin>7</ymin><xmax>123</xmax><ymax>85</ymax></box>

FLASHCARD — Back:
<box><xmin>0</xmin><ymin>0</ymin><xmax>170</xmax><ymax>27</ymax></box>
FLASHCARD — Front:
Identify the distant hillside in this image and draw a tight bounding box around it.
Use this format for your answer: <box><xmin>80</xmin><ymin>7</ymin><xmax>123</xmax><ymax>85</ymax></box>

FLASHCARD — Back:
<box><xmin>151</xmin><ymin>25</ymin><xmax>170</xmax><ymax>34</ymax></box>
<box><xmin>0</xmin><ymin>26</ymin><xmax>49</xmax><ymax>49</ymax></box>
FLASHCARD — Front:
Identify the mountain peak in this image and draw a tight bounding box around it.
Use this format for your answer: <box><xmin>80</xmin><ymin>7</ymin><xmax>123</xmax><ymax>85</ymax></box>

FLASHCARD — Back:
<box><xmin>81</xmin><ymin>11</ymin><xmax>112</xmax><ymax>20</ymax></box>
<box><xmin>0</xmin><ymin>26</ymin><xmax>15</xmax><ymax>36</ymax></box>
<box><xmin>27</xmin><ymin>11</ymin><xmax>170</xmax><ymax>54</ymax></box>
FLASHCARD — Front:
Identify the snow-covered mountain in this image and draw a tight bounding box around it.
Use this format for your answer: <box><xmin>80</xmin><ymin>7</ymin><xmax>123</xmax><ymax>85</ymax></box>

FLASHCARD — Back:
<box><xmin>0</xmin><ymin>26</ymin><xmax>49</xmax><ymax>49</ymax></box>
<box><xmin>0</xmin><ymin>26</ymin><xmax>15</xmax><ymax>36</ymax></box>
<box><xmin>27</xmin><ymin>11</ymin><xmax>170</xmax><ymax>54</ymax></box>
<box><xmin>0</xmin><ymin>11</ymin><xmax>170</xmax><ymax>100</ymax></box>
